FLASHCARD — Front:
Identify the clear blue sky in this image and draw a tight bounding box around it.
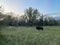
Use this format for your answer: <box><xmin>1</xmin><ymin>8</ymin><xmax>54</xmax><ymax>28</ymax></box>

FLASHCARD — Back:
<box><xmin>0</xmin><ymin>0</ymin><xmax>60</xmax><ymax>15</ymax></box>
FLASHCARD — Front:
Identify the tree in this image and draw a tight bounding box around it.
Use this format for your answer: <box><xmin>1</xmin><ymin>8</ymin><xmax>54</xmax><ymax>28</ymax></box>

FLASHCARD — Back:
<box><xmin>3</xmin><ymin>15</ymin><xmax>12</xmax><ymax>25</ymax></box>
<box><xmin>32</xmin><ymin>9</ymin><xmax>40</xmax><ymax>22</ymax></box>
<box><xmin>24</xmin><ymin>7</ymin><xmax>33</xmax><ymax>22</ymax></box>
<box><xmin>47</xmin><ymin>17</ymin><xmax>58</xmax><ymax>26</ymax></box>
<box><xmin>24</xmin><ymin>7</ymin><xmax>40</xmax><ymax>26</ymax></box>
<box><xmin>0</xmin><ymin>5</ymin><xmax>5</xmax><ymax>26</ymax></box>
<box><xmin>44</xmin><ymin>17</ymin><xmax>48</xmax><ymax>26</ymax></box>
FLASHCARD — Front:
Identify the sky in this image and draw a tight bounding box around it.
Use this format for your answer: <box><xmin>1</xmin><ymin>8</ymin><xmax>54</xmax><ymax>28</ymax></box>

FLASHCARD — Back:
<box><xmin>0</xmin><ymin>0</ymin><xmax>60</xmax><ymax>17</ymax></box>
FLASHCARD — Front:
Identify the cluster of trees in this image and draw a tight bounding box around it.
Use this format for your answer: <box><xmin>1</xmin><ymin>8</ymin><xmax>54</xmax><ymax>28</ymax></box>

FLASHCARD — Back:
<box><xmin>0</xmin><ymin>6</ymin><xmax>60</xmax><ymax>26</ymax></box>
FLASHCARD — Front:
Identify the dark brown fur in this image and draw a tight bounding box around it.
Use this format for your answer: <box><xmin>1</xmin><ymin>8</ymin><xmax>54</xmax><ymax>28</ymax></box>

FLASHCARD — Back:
<box><xmin>36</xmin><ymin>26</ymin><xmax>43</xmax><ymax>30</ymax></box>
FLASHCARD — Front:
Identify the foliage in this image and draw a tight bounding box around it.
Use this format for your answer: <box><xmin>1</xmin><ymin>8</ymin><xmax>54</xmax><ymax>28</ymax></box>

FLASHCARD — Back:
<box><xmin>24</xmin><ymin>7</ymin><xmax>40</xmax><ymax>26</ymax></box>
<box><xmin>0</xmin><ymin>6</ymin><xmax>60</xmax><ymax>26</ymax></box>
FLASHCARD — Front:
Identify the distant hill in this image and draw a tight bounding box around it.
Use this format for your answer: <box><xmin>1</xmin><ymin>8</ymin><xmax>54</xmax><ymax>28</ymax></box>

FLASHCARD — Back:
<box><xmin>44</xmin><ymin>13</ymin><xmax>60</xmax><ymax>20</ymax></box>
<box><xmin>54</xmin><ymin>17</ymin><xmax>60</xmax><ymax>20</ymax></box>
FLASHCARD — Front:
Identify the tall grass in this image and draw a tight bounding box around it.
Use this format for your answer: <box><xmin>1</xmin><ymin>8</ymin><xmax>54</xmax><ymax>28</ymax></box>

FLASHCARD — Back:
<box><xmin>0</xmin><ymin>26</ymin><xmax>60</xmax><ymax>45</ymax></box>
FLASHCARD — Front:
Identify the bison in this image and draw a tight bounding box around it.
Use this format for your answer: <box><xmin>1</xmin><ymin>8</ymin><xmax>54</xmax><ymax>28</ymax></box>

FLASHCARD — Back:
<box><xmin>36</xmin><ymin>26</ymin><xmax>43</xmax><ymax>30</ymax></box>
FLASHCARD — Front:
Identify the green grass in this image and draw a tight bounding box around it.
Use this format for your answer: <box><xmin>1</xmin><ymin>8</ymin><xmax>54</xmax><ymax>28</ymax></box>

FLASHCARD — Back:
<box><xmin>0</xmin><ymin>26</ymin><xmax>60</xmax><ymax>45</ymax></box>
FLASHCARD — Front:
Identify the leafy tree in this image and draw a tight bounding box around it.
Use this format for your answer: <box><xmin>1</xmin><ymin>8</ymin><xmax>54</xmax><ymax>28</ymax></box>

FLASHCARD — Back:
<box><xmin>32</xmin><ymin>9</ymin><xmax>40</xmax><ymax>22</ymax></box>
<box><xmin>24</xmin><ymin>7</ymin><xmax>33</xmax><ymax>22</ymax></box>
<box><xmin>0</xmin><ymin>5</ymin><xmax>5</xmax><ymax>26</ymax></box>
<box><xmin>24</xmin><ymin>7</ymin><xmax>40</xmax><ymax>25</ymax></box>
<box><xmin>3</xmin><ymin>15</ymin><xmax>12</xmax><ymax>25</ymax></box>
<box><xmin>48</xmin><ymin>17</ymin><xmax>57</xmax><ymax>26</ymax></box>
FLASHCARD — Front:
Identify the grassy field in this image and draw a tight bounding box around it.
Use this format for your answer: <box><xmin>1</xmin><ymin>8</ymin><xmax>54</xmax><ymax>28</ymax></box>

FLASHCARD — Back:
<box><xmin>0</xmin><ymin>26</ymin><xmax>60</xmax><ymax>45</ymax></box>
